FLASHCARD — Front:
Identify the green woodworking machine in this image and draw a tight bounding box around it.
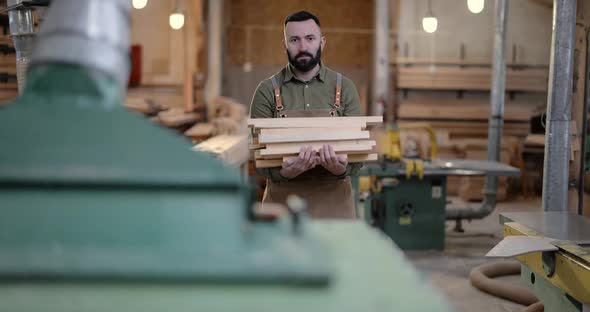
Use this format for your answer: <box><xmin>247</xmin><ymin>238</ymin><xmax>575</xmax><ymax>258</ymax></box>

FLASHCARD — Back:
<box><xmin>0</xmin><ymin>0</ymin><xmax>450</xmax><ymax>310</ymax></box>
<box><xmin>353</xmin><ymin>124</ymin><xmax>520</xmax><ymax>250</ymax></box>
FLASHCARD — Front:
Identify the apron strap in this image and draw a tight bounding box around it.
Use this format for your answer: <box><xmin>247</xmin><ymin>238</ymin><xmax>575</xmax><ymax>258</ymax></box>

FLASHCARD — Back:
<box><xmin>334</xmin><ymin>73</ymin><xmax>342</xmax><ymax>108</ymax></box>
<box><xmin>330</xmin><ymin>72</ymin><xmax>343</xmax><ymax>117</ymax></box>
<box><xmin>270</xmin><ymin>76</ymin><xmax>285</xmax><ymax>118</ymax></box>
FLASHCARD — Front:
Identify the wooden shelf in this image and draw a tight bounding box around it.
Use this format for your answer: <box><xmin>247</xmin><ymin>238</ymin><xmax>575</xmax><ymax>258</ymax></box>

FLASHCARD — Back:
<box><xmin>397</xmin><ymin>66</ymin><xmax>548</xmax><ymax>92</ymax></box>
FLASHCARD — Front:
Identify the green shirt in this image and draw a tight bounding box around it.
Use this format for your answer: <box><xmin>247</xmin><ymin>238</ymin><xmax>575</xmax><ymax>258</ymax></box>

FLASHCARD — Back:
<box><xmin>250</xmin><ymin>64</ymin><xmax>361</xmax><ymax>118</ymax></box>
<box><xmin>249</xmin><ymin>64</ymin><xmax>362</xmax><ymax>182</ymax></box>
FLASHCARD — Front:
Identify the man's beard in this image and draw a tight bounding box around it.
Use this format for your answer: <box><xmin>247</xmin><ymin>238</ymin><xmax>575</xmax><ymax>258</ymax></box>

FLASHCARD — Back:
<box><xmin>288</xmin><ymin>47</ymin><xmax>322</xmax><ymax>73</ymax></box>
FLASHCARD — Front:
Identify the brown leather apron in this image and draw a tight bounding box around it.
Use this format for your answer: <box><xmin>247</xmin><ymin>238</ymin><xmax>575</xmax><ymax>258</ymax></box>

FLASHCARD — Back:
<box><xmin>261</xmin><ymin>73</ymin><xmax>356</xmax><ymax>219</ymax></box>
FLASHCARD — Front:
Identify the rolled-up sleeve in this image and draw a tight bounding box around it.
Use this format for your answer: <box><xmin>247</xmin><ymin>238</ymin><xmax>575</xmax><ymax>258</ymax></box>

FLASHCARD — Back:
<box><xmin>250</xmin><ymin>80</ymin><xmax>290</xmax><ymax>182</ymax></box>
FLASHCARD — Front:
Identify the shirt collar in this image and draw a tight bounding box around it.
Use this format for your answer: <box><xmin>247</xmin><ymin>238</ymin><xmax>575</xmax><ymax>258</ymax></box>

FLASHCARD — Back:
<box><xmin>284</xmin><ymin>62</ymin><xmax>326</xmax><ymax>83</ymax></box>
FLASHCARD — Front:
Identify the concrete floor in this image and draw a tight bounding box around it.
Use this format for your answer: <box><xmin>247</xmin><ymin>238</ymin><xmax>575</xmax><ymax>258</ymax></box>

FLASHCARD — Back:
<box><xmin>405</xmin><ymin>196</ymin><xmax>542</xmax><ymax>312</ymax></box>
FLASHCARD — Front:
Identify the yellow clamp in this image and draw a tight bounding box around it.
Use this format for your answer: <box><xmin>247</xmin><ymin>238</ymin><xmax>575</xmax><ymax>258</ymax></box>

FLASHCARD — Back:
<box><xmin>403</xmin><ymin>159</ymin><xmax>414</xmax><ymax>179</ymax></box>
<box><xmin>414</xmin><ymin>159</ymin><xmax>424</xmax><ymax>179</ymax></box>
<box><xmin>402</xmin><ymin>159</ymin><xmax>425</xmax><ymax>179</ymax></box>
<box><xmin>388</xmin><ymin>129</ymin><xmax>402</xmax><ymax>160</ymax></box>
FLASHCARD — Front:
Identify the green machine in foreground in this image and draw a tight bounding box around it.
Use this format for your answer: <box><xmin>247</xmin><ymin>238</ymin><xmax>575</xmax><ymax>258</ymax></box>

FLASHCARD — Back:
<box><xmin>0</xmin><ymin>0</ymin><xmax>451</xmax><ymax>311</ymax></box>
<box><xmin>354</xmin><ymin>159</ymin><xmax>520</xmax><ymax>250</ymax></box>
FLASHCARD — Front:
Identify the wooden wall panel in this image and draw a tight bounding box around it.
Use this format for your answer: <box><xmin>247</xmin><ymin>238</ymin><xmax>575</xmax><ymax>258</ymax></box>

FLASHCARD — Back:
<box><xmin>227</xmin><ymin>0</ymin><xmax>374</xmax><ymax>66</ymax></box>
<box><xmin>229</xmin><ymin>0</ymin><xmax>373</xmax><ymax>28</ymax></box>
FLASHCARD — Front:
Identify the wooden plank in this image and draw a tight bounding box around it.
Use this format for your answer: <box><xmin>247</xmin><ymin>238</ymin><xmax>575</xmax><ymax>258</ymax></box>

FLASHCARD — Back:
<box><xmin>157</xmin><ymin>109</ymin><xmax>202</xmax><ymax>127</ymax></box>
<box><xmin>247</xmin><ymin>116</ymin><xmax>383</xmax><ymax>128</ymax></box>
<box><xmin>193</xmin><ymin>134</ymin><xmax>249</xmax><ymax>166</ymax></box>
<box><xmin>255</xmin><ymin>153</ymin><xmax>379</xmax><ymax>168</ymax></box>
<box><xmin>257</xmin><ymin>140</ymin><xmax>376</xmax><ymax>158</ymax></box>
<box><xmin>398</xmin><ymin>99</ymin><xmax>534</xmax><ymax>122</ymax></box>
<box><xmin>259</xmin><ymin>130</ymin><xmax>370</xmax><ymax>144</ymax></box>
<box><xmin>524</xmin><ymin>134</ymin><xmax>545</xmax><ymax>146</ymax></box>
<box><xmin>263</xmin><ymin>139</ymin><xmax>376</xmax><ymax>150</ymax></box>
<box><xmin>259</xmin><ymin>127</ymin><xmax>362</xmax><ymax>135</ymax></box>
<box><xmin>397</xmin><ymin>67</ymin><xmax>547</xmax><ymax>92</ymax></box>
<box><xmin>398</xmin><ymin>121</ymin><xmax>530</xmax><ymax>138</ymax></box>
<box><xmin>124</xmin><ymin>98</ymin><xmax>164</xmax><ymax>115</ymax></box>
<box><xmin>394</xmin><ymin>57</ymin><xmax>549</xmax><ymax>68</ymax></box>
<box><xmin>185</xmin><ymin>122</ymin><xmax>214</xmax><ymax>138</ymax></box>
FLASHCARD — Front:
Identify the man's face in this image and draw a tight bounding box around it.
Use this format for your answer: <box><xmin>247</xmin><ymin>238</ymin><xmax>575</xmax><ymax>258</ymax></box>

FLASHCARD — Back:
<box><xmin>284</xmin><ymin>19</ymin><xmax>325</xmax><ymax>73</ymax></box>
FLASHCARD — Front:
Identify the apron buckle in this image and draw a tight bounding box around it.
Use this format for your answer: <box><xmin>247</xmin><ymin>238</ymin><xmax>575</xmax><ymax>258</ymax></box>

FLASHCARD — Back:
<box><xmin>276</xmin><ymin>106</ymin><xmax>287</xmax><ymax>118</ymax></box>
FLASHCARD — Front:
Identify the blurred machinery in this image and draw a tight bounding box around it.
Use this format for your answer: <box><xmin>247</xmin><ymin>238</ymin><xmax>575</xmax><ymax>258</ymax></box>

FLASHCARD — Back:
<box><xmin>5</xmin><ymin>0</ymin><xmax>50</xmax><ymax>93</ymax></box>
<box><xmin>0</xmin><ymin>0</ymin><xmax>451</xmax><ymax>310</ymax></box>
<box><xmin>471</xmin><ymin>1</ymin><xmax>590</xmax><ymax>311</ymax></box>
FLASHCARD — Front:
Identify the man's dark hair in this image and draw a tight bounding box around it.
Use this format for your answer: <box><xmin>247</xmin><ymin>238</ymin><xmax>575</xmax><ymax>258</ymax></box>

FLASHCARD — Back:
<box><xmin>284</xmin><ymin>11</ymin><xmax>321</xmax><ymax>27</ymax></box>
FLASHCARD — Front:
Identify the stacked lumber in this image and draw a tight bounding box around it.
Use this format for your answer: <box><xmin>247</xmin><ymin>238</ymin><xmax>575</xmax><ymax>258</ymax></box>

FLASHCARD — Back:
<box><xmin>193</xmin><ymin>134</ymin><xmax>249</xmax><ymax>167</ymax></box>
<box><xmin>398</xmin><ymin>99</ymin><xmax>535</xmax><ymax>139</ymax></box>
<box><xmin>248</xmin><ymin>116</ymin><xmax>382</xmax><ymax>168</ymax></box>
<box><xmin>398</xmin><ymin>99</ymin><xmax>534</xmax><ymax>122</ymax></box>
<box><xmin>397</xmin><ymin>67</ymin><xmax>547</xmax><ymax>92</ymax></box>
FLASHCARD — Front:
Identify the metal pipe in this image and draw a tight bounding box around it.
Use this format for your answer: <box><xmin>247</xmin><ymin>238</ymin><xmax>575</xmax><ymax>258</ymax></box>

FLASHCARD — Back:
<box><xmin>578</xmin><ymin>27</ymin><xmax>590</xmax><ymax>216</ymax></box>
<box><xmin>542</xmin><ymin>0</ymin><xmax>576</xmax><ymax>212</ymax></box>
<box><xmin>446</xmin><ymin>0</ymin><xmax>508</xmax><ymax>221</ymax></box>
<box><xmin>7</xmin><ymin>0</ymin><xmax>36</xmax><ymax>94</ymax></box>
<box><xmin>372</xmin><ymin>0</ymin><xmax>390</xmax><ymax>117</ymax></box>
<box><xmin>205</xmin><ymin>0</ymin><xmax>223</xmax><ymax>119</ymax></box>
<box><xmin>29</xmin><ymin>0</ymin><xmax>131</xmax><ymax>89</ymax></box>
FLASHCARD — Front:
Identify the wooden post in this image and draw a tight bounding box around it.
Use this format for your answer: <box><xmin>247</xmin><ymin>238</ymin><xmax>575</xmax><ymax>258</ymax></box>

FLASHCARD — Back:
<box><xmin>182</xmin><ymin>0</ymin><xmax>201</xmax><ymax>113</ymax></box>
<box><xmin>205</xmin><ymin>0</ymin><xmax>223</xmax><ymax>119</ymax></box>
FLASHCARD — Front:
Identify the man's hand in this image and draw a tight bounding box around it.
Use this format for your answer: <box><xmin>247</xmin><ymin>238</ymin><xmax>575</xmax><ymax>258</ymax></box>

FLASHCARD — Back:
<box><xmin>280</xmin><ymin>146</ymin><xmax>318</xmax><ymax>179</ymax></box>
<box><xmin>318</xmin><ymin>144</ymin><xmax>347</xmax><ymax>176</ymax></box>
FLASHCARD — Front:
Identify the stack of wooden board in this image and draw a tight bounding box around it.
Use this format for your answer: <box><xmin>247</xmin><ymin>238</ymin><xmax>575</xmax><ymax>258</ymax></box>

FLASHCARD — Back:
<box><xmin>248</xmin><ymin>116</ymin><xmax>382</xmax><ymax>168</ymax></box>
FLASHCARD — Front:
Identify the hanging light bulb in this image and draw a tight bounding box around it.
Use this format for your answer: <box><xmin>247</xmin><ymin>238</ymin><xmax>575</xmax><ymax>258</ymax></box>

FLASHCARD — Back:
<box><xmin>467</xmin><ymin>0</ymin><xmax>485</xmax><ymax>14</ymax></box>
<box><xmin>422</xmin><ymin>16</ymin><xmax>438</xmax><ymax>33</ymax></box>
<box><xmin>132</xmin><ymin>0</ymin><xmax>148</xmax><ymax>10</ymax></box>
<box><xmin>169</xmin><ymin>0</ymin><xmax>185</xmax><ymax>30</ymax></box>
<box><xmin>422</xmin><ymin>0</ymin><xmax>438</xmax><ymax>33</ymax></box>
<box><xmin>169</xmin><ymin>12</ymin><xmax>185</xmax><ymax>30</ymax></box>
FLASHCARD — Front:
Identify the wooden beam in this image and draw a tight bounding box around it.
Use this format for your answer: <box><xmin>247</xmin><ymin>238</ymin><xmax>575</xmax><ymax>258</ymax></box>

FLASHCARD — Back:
<box><xmin>183</xmin><ymin>0</ymin><xmax>195</xmax><ymax>113</ymax></box>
